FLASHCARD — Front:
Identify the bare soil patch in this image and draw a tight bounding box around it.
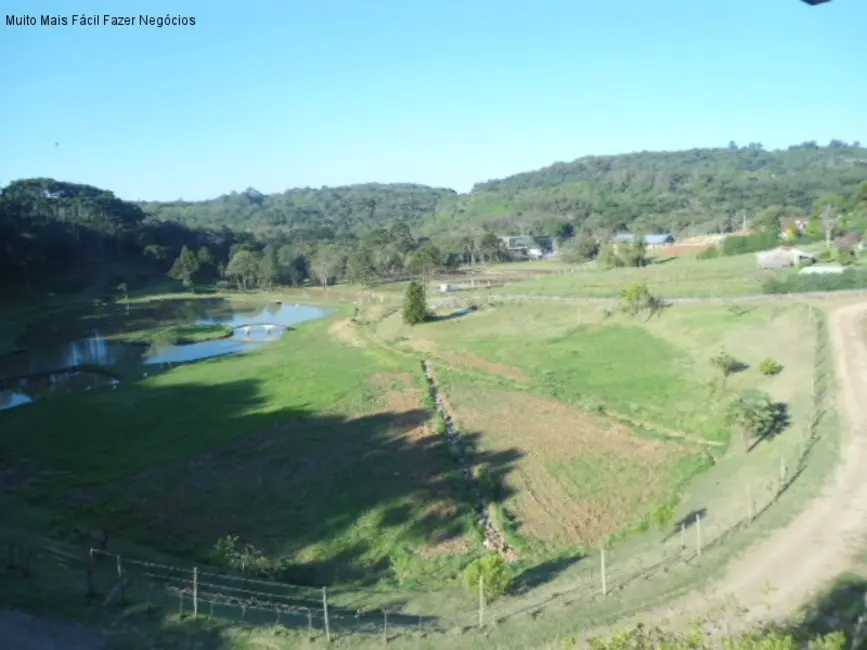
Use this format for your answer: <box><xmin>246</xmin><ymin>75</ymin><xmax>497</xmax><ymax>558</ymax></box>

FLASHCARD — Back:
<box><xmin>402</xmin><ymin>339</ymin><xmax>529</xmax><ymax>382</ymax></box>
<box><xmin>445</xmin><ymin>383</ymin><xmax>693</xmax><ymax>547</ymax></box>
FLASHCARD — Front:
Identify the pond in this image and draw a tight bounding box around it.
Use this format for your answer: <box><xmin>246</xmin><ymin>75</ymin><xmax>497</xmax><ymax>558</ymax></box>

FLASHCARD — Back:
<box><xmin>0</xmin><ymin>301</ymin><xmax>327</xmax><ymax>410</ymax></box>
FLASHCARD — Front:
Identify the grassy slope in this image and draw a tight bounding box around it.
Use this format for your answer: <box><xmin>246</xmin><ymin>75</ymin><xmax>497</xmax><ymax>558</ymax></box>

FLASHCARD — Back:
<box><xmin>376</xmin><ymin>300</ymin><xmax>820</xmax><ymax>566</ymax></box>
<box><xmin>0</xmin><ymin>298</ymin><xmax>478</xmax><ymax>589</ymax></box>
<box><xmin>496</xmin><ymin>253</ymin><xmax>784</xmax><ymax>298</ymax></box>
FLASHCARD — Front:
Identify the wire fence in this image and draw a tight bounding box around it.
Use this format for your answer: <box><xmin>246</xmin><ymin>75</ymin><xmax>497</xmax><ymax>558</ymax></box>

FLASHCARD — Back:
<box><xmin>2</xmin><ymin>306</ymin><xmax>833</xmax><ymax>642</ymax></box>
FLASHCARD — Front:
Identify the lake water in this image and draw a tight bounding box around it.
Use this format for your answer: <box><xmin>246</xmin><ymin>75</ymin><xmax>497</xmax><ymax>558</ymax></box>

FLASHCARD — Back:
<box><xmin>0</xmin><ymin>301</ymin><xmax>327</xmax><ymax>410</ymax></box>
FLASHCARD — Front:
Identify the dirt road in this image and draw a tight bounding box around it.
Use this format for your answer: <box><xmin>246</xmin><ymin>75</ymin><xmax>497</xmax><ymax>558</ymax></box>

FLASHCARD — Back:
<box><xmin>647</xmin><ymin>300</ymin><xmax>867</xmax><ymax>630</ymax></box>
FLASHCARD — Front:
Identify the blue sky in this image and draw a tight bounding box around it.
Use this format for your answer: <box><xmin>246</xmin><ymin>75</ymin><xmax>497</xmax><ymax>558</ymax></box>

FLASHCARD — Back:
<box><xmin>1</xmin><ymin>0</ymin><xmax>865</xmax><ymax>201</ymax></box>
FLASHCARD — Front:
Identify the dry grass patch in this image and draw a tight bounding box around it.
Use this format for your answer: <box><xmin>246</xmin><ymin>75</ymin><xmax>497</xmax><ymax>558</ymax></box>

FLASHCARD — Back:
<box><xmin>440</xmin><ymin>376</ymin><xmax>698</xmax><ymax>550</ymax></box>
<box><xmin>400</xmin><ymin>338</ymin><xmax>529</xmax><ymax>382</ymax></box>
<box><xmin>328</xmin><ymin>318</ymin><xmax>365</xmax><ymax>347</ymax></box>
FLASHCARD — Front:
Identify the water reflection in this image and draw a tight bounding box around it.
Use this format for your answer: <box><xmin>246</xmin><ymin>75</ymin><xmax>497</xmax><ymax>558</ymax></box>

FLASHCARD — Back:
<box><xmin>0</xmin><ymin>302</ymin><xmax>327</xmax><ymax>409</ymax></box>
<box><xmin>0</xmin><ymin>391</ymin><xmax>33</xmax><ymax>411</ymax></box>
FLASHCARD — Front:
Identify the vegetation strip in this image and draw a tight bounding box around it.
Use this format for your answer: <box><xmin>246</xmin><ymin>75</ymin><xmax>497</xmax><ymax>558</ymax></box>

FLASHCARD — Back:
<box><xmin>421</xmin><ymin>359</ymin><xmax>517</xmax><ymax>562</ymax></box>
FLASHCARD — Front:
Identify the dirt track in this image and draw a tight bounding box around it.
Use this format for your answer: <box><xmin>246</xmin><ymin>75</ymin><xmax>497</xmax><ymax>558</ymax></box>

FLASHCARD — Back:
<box><xmin>3</xmin><ymin>302</ymin><xmax>867</xmax><ymax>648</ymax></box>
<box><xmin>646</xmin><ymin>300</ymin><xmax>867</xmax><ymax>630</ymax></box>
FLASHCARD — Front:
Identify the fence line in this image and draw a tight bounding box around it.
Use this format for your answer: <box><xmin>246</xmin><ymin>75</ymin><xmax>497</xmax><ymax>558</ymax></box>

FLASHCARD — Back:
<box><xmin>3</xmin><ymin>309</ymin><xmax>835</xmax><ymax>642</ymax></box>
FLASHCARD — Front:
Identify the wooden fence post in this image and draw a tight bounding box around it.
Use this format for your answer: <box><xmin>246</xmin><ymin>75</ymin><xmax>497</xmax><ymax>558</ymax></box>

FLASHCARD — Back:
<box><xmin>383</xmin><ymin>610</ymin><xmax>388</xmax><ymax>645</ymax></box>
<box><xmin>601</xmin><ymin>548</ymin><xmax>608</xmax><ymax>595</ymax></box>
<box><xmin>748</xmin><ymin>484</ymin><xmax>755</xmax><ymax>521</ymax></box>
<box><xmin>323</xmin><ymin>587</ymin><xmax>331</xmax><ymax>642</ymax></box>
<box><xmin>116</xmin><ymin>554</ymin><xmax>125</xmax><ymax>603</ymax></box>
<box><xmin>478</xmin><ymin>575</ymin><xmax>485</xmax><ymax>628</ymax></box>
<box><xmin>192</xmin><ymin>567</ymin><xmax>198</xmax><ymax>619</ymax></box>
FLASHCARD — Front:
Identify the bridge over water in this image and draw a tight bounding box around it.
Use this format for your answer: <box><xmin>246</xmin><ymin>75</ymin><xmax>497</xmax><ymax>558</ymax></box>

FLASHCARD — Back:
<box><xmin>229</xmin><ymin>323</ymin><xmax>289</xmax><ymax>335</ymax></box>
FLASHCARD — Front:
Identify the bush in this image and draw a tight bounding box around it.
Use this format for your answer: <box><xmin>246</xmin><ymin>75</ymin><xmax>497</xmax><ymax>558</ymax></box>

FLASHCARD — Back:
<box><xmin>696</xmin><ymin>246</ymin><xmax>721</xmax><ymax>260</ymax></box>
<box><xmin>463</xmin><ymin>554</ymin><xmax>510</xmax><ymax>600</ymax></box>
<box><xmin>722</xmin><ymin>230</ymin><xmax>780</xmax><ymax>256</ymax></box>
<box><xmin>762</xmin><ymin>268</ymin><xmax>867</xmax><ymax>294</ymax></box>
<box><xmin>759</xmin><ymin>358</ymin><xmax>783</xmax><ymax>376</ymax></box>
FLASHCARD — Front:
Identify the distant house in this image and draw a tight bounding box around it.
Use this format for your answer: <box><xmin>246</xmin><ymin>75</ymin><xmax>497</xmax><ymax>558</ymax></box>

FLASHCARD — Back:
<box><xmin>756</xmin><ymin>247</ymin><xmax>816</xmax><ymax>269</ymax></box>
<box><xmin>780</xmin><ymin>217</ymin><xmax>808</xmax><ymax>238</ymax></box>
<box><xmin>612</xmin><ymin>233</ymin><xmax>675</xmax><ymax>249</ymax></box>
<box><xmin>499</xmin><ymin>235</ymin><xmax>555</xmax><ymax>258</ymax></box>
<box><xmin>833</xmin><ymin>232</ymin><xmax>862</xmax><ymax>249</ymax></box>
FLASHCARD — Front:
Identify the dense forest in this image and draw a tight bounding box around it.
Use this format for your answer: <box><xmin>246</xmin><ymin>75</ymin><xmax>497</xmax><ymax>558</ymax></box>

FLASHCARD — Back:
<box><xmin>137</xmin><ymin>142</ymin><xmax>867</xmax><ymax>241</ymax></box>
<box><xmin>2</xmin><ymin>142</ymin><xmax>866</xmax><ymax>297</ymax></box>
<box><xmin>424</xmin><ymin>141</ymin><xmax>867</xmax><ymax>237</ymax></box>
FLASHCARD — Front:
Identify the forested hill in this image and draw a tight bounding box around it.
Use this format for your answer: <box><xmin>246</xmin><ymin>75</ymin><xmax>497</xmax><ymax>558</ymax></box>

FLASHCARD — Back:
<box><xmin>141</xmin><ymin>183</ymin><xmax>457</xmax><ymax>240</ymax></box>
<box><xmin>421</xmin><ymin>141</ymin><xmax>867</xmax><ymax>237</ymax></box>
<box><xmin>138</xmin><ymin>142</ymin><xmax>867</xmax><ymax>240</ymax></box>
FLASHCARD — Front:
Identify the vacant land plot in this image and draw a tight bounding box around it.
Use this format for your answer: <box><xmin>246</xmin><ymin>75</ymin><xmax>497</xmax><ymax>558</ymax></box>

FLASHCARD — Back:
<box><xmin>0</xmin><ymin>303</ymin><xmax>490</xmax><ymax>587</ymax></box>
<box><xmin>496</xmin><ymin>253</ymin><xmax>786</xmax><ymax>298</ymax></box>
<box><xmin>379</xmin><ymin>300</ymin><xmax>814</xmax><ymax>445</ymax></box>
<box><xmin>435</xmin><ymin>372</ymin><xmax>703</xmax><ymax>552</ymax></box>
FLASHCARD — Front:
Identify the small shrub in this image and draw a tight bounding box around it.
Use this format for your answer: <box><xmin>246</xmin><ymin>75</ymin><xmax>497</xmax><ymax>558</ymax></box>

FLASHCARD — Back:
<box><xmin>463</xmin><ymin>554</ymin><xmax>509</xmax><ymax>600</ymax></box>
<box><xmin>759</xmin><ymin>358</ymin><xmax>783</xmax><ymax>376</ymax></box>
<box><xmin>650</xmin><ymin>502</ymin><xmax>675</xmax><ymax>532</ymax></box>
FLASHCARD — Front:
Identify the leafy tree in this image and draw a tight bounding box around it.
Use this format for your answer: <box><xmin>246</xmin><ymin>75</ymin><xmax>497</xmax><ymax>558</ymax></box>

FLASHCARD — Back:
<box><xmin>710</xmin><ymin>351</ymin><xmax>740</xmax><ymax>387</ymax></box>
<box><xmin>560</xmin><ymin>237</ymin><xmax>599</xmax><ymax>263</ymax></box>
<box><xmin>310</xmin><ymin>244</ymin><xmax>345</xmax><ymax>288</ymax></box>
<box><xmin>168</xmin><ymin>245</ymin><xmax>200</xmax><ymax>288</ymax></box>
<box><xmin>804</xmin><ymin>218</ymin><xmax>824</xmax><ymax>240</ymax></box>
<box><xmin>726</xmin><ymin>389</ymin><xmax>779</xmax><ymax>451</ymax></box>
<box><xmin>619</xmin><ymin>283</ymin><xmax>665</xmax><ymax>321</ymax></box>
<box><xmin>258</xmin><ymin>245</ymin><xmax>279</xmax><ymax>288</ymax></box>
<box><xmin>402</xmin><ymin>281</ymin><xmax>428</xmax><ymax>325</ymax></box>
<box><xmin>463</xmin><ymin>554</ymin><xmax>509</xmax><ymax>601</ymax></box>
<box><xmin>225</xmin><ymin>249</ymin><xmax>260</xmax><ymax>290</ymax></box>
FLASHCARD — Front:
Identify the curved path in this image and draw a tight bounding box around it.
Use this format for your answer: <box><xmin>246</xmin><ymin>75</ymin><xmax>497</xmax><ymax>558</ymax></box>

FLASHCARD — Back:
<box><xmin>621</xmin><ymin>300</ymin><xmax>867</xmax><ymax>634</ymax></box>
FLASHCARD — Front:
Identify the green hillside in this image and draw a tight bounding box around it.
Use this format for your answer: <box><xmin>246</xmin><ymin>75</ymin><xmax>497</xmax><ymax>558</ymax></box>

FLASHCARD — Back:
<box><xmin>137</xmin><ymin>142</ymin><xmax>867</xmax><ymax>240</ymax></box>
<box><xmin>423</xmin><ymin>141</ymin><xmax>867</xmax><ymax>236</ymax></box>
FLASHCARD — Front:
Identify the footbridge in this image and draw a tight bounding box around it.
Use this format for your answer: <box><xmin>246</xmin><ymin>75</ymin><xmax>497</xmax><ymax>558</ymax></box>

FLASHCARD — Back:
<box><xmin>229</xmin><ymin>323</ymin><xmax>289</xmax><ymax>335</ymax></box>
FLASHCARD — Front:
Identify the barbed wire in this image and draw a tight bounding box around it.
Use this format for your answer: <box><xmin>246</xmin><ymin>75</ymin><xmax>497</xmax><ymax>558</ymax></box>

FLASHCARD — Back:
<box><xmin>6</xmin><ymin>305</ymin><xmax>832</xmax><ymax>640</ymax></box>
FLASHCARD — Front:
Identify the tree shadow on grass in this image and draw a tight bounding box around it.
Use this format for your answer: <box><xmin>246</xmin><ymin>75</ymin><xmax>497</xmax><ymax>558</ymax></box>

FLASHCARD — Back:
<box><xmin>767</xmin><ymin>573</ymin><xmax>867</xmax><ymax>649</ymax></box>
<box><xmin>747</xmin><ymin>402</ymin><xmax>791</xmax><ymax>452</ymax></box>
<box><xmin>1</xmin><ymin>370</ymin><xmax>526</xmax><ymax>644</ymax></box>
<box><xmin>662</xmin><ymin>508</ymin><xmax>708</xmax><ymax>543</ymax></box>
<box><xmin>506</xmin><ymin>555</ymin><xmax>584</xmax><ymax>596</ymax></box>
<box><xmin>2</xmin><ymin>373</ymin><xmax>522</xmax><ymax>585</ymax></box>
<box><xmin>428</xmin><ymin>305</ymin><xmax>478</xmax><ymax>322</ymax></box>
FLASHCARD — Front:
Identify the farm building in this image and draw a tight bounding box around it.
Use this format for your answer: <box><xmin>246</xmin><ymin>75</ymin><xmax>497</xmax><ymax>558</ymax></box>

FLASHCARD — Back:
<box><xmin>834</xmin><ymin>232</ymin><xmax>863</xmax><ymax>249</ymax></box>
<box><xmin>612</xmin><ymin>233</ymin><xmax>675</xmax><ymax>249</ymax></box>
<box><xmin>756</xmin><ymin>247</ymin><xmax>817</xmax><ymax>269</ymax></box>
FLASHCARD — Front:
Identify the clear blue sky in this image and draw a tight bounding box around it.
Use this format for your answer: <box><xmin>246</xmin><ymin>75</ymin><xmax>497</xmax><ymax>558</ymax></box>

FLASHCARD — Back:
<box><xmin>1</xmin><ymin>0</ymin><xmax>865</xmax><ymax>201</ymax></box>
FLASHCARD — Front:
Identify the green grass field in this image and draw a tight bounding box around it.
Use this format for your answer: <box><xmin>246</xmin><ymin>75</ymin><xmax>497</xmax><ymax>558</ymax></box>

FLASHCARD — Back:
<box><xmin>0</xmin><ymin>297</ymin><xmax>482</xmax><ymax>590</ymax></box>
<box><xmin>495</xmin><ymin>253</ymin><xmax>785</xmax><ymax>298</ymax></box>
<box><xmin>0</xmin><ymin>287</ymin><xmax>845</xmax><ymax>650</ymax></box>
